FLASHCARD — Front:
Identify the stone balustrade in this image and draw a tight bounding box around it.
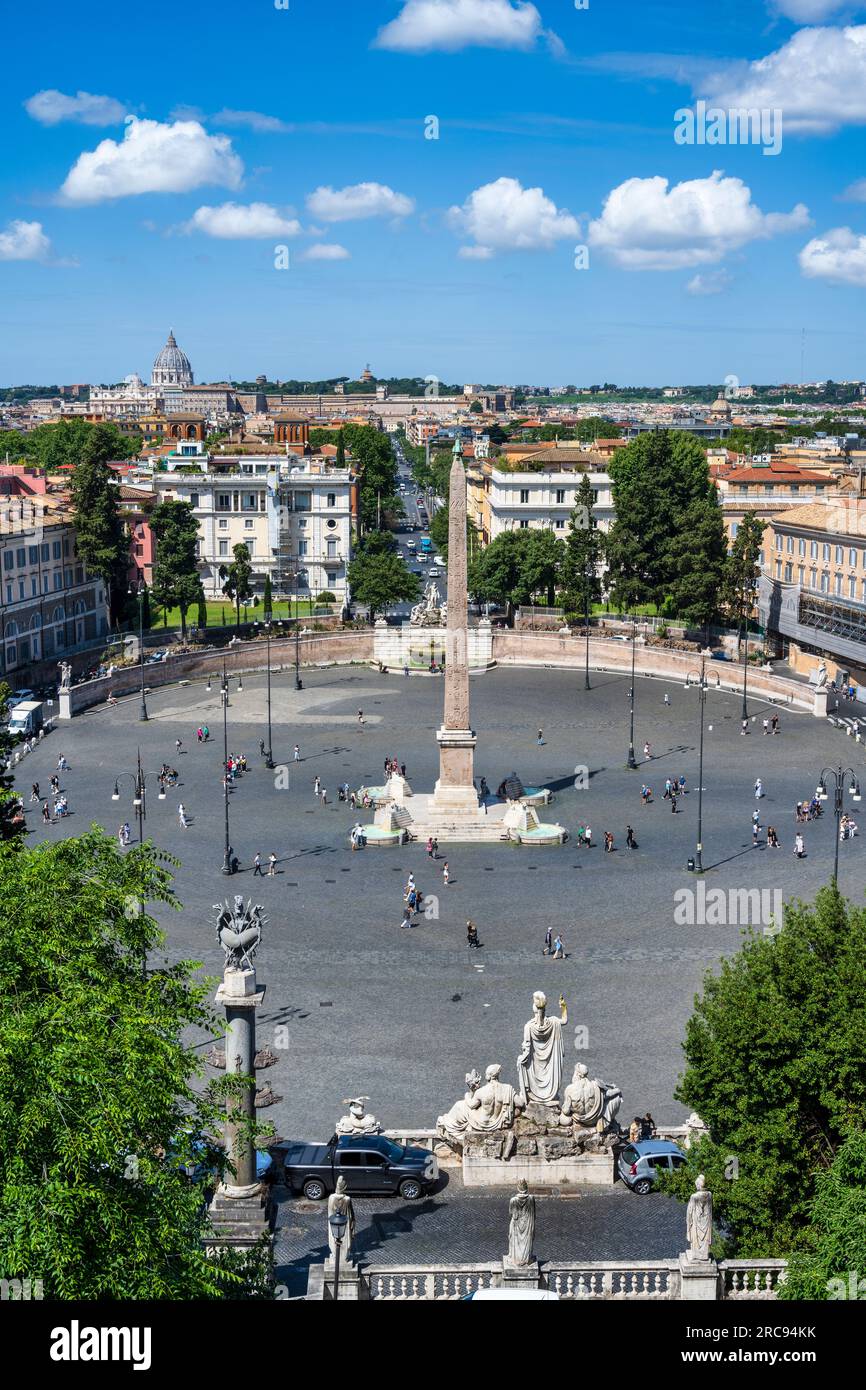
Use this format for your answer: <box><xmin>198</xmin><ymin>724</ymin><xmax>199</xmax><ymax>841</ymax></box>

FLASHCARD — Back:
<box><xmin>720</xmin><ymin>1260</ymin><xmax>788</xmax><ymax>1299</ymax></box>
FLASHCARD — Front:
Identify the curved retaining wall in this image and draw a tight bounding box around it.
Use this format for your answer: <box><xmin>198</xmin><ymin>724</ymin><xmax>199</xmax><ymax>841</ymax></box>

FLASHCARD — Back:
<box><xmin>491</xmin><ymin>631</ymin><xmax>814</xmax><ymax>712</ymax></box>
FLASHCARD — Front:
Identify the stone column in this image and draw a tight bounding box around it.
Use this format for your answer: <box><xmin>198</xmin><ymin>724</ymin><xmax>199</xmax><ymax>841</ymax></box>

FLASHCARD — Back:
<box><xmin>209</xmin><ymin>965</ymin><xmax>273</xmax><ymax>1246</ymax></box>
<box><xmin>432</xmin><ymin>440</ymin><xmax>477</xmax><ymax>812</ymax></box>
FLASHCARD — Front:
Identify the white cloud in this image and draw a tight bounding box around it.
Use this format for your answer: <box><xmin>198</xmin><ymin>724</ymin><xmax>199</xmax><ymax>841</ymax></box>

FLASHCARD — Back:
<box><xmin>0</xmin><ymin>220</ymin><xmax>52</xmax><ymax>262</ymax></box>
<box><xmin>301</xmin><ymin>243</ymin><xmax>351</xmax><ymax>261</ymax></box>
<box><xmin>373</xmin><ymin>0</ymin><xmax>547</xmax><ymax>53</ymax></box>
<box><xmin>448</xmin><ymin>176</ymin><xmax>579</xmax><ymax>256</ymax></box>
<box><xmin>686</xmin><ymin>269</ymin><xmax>732</xmax><ymax>296</ymax></box>
<box><xmin>60</xmin><ymin>117</ymin><xmax>244</xmax><ymax>204</ymax></box>
<box><xmin>588</xmin><ymin>171</ymin><xmax>809</xmax><ymax>270</ymax></box>
<box><xmin>210</xmin><ymin>108</ymin><xmax>289</xmax><ymax>133</ymax></box>
<box><xmin>842</xmin><ymin>177</ymin><xmax>866</xmax><ymax>199</ymax></box>
<box><xmin>306</xmin><ymin>182</ymin><xmax>414</xmax><ymax>221</ymax></box>
<box><xmin>24</xmin><ymin>89</ymin><xmax>127</xmax><ymax>126</ymax></box>
<box><xmin>799</xmin><ymin>227</ymin><xmax>866</xmax><ymax>285</ymax></box>
<box><xmin>184</xmin><ymin>203</ymin><xmax>301</xmax><ymax>239</ymax></box>
<box><xmin>701</xmin><ymin>24</ymin><xmax>866</xmax><ymax>134</ymax></box>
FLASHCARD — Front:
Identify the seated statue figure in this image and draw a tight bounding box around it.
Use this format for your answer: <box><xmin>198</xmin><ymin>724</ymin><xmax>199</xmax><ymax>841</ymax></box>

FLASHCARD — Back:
<box><xmin>439</xmin><ymin>1063</ymin><xmax>522</xmax><ymax>1140</ymax></box>
<box><xmin>436</xmin><ymin>1069</ymin><xmax>482</xmax><ymax>1141</ymax></box>
<box><xmin>559</xmin><ymin>1062</ymin><xmax>623</xmax><ymax>1134</ymax></box>
<box><xmin>335</xmin><ymin>1096</ymin><xmax>381</xmax><ymax>1136</ymax></box>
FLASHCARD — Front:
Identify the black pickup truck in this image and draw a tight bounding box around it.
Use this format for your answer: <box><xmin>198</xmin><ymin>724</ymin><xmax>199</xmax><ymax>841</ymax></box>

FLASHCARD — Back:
<box><xmin>280</xmin><ymin>1134</ymin><xmax>438</xmax><ymax>1201</ymax></box>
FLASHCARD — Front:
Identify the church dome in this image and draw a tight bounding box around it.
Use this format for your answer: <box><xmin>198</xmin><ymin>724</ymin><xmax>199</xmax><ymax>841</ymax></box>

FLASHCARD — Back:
<box><xmin>709</xmin><ymin>391</ymin><xmax>732</xmax><ymax>418</ymax></box>
<box><xmin>151</xmin><ymin>330</ymin><xmax>194</xmax><ymax>388</ymax></box>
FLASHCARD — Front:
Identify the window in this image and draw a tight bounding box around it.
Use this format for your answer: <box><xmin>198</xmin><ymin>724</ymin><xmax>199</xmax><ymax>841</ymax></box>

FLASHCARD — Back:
<box><xmin>786</xmin><ymin>536</ymin><xmax>794</xmax><ymax>553</ymax></box>
<box><xmin>798</xmin><ymin>539</ymin><xmax>806</xmax><ymax>557</ymax></box>
<box><xmin>218</xmin><ymin>540</ymin><xmax>229</xmax><ymax>557</ymax></box>
<box><xmin>775</xmin><ymin>559</ymin><xmax>781</xmax><ymax>578</ymax></box>
<box><xmin>327</xmin><ymin>493</ymin><xmax>336</xmax><ymax>508</ymax></box>
<box><xmin>246</xmin><ymin>539</ymin><xmax>255</xmax><ymax>555</ymax></box>
<box><xmin>190</xmin><ymin>493</ymin><xmax>199</xmax><ymax>508</ymax></box>
<box><xmin>245</xmin><ymin>519</ymin><xmax>254</xmax><ymax>529</ymax></box>
<box><xmin>810</xmin><ymin>568</ymin><xmax>817</xmax><ymax>588</ymax></box>
<box><xmin>18</xmin><ymin>580</ymin><xmax>25</xmax><ymax>600</ymax></box>
<box><xmin>242</xmin><ymin>493</ymin><xmax>257</xmax><ymax>511</ymax></box>
<box><xmin>798</xmin><ymin>565</ymin><xmax>804</xmax><ymax>584</ymax></box>
<box><xmin>849</xmin><ymin>576</ymin><xmax>856</xmax><ymax>599</ymax></box>
<box><xmin>219</xmin><ymin>518</ymin><xmax>228</xmax><ymax>529</ymax></box>
<box><xmin>295</xmin><ymin>492</ymin><xmax>312</xmax><ymax>512</ymax></box>
<box><xmin>298</xmin><ymin>540</ymin><xmax>308</xmax><ymax>557</ymax></box>
<box><xmin>555</xmin><ymin>489</ymin><xmax>565</xmax><ymax>504</ymax></box>
<box><xmin>836</xmin><ymin>545</ymin><xmax>844</xmax><ymax>564</ymax></box>
<box><xmin>326</xmin><ymin>518</ymin><xmax>337</xmax><ymax>530</ymax></box>
<box><xmin>555</xmin><ymin>519</ymin><xmax>565</xmax><ymax>529</ymax></box>
<box><xmin>2</xmin><ymin>552</ymin><xmax>11</xmax><ymax>571</ymax></box>
<box><xmin>29</xmin><ymin>545</ymin><xmax>38</xmax><ymax>565</ymax></box>
<box><xmin>217</xmin><ymin>493</ymin><xmax>230</xmax><ymax>511</ymax></box>
<box><xmin>520</xmin><ymin>519</ymin><xmax>529</xmax><ymax>529</ymax></box>
<box><xmin>4</xmin><ymin>584</ymin><xmax>11</xmax><ymax>604</ymax></box>
<box><xmin>823</xmin><ymin>543</ymin><xmax>831</xmax><ymax>562</ymax></box>
<box><xmin>327</xmin><ymin>539</ymin><xmax>337</xmax><ymax>558</ymax></box>
<box><xmin>850</xmin><ymin>549</ymin><xmax>858</xmax><ymax>567</ymax></box>
<box><xmin>784</xmin><ymin>562</ymin><xmax>793</xmax><ymax>582</ymax></box>
<box><xmin>811</xmin><ymin>540</ymin><xmax>818</xmax><ymax>560</ymax></box>
<box><xmin>775</xmin><ymin>535</ymin><xmax>782</xmax><ymax>551</ymax></box>
<box><xmin>519</xmin><ymin>489</ymin><xmax>529</xmax><ymax>504</ymax></box>
<box><xmin>834</xmin><ymin>573</ymin><xmax>842</xmax><ymax>596</ymax></box>
<box><xmin>42</xmin><ymin>574</ymin><xmax>49</xmax><ymax>593</ymax></box>
<box><xmin>53</xmin><ymin>540</ymin><xmax>61</xmax><ymax>560</ymax></box>
<box><xmin>54</xmin><ymin>572</ymin><xmax>62</xmax><ymax>591</ymax></box>
<box><xmin>16</xmin><ymin>548</ymin><xmax>26</xmax><ymax>567</ymax></box>
<box><xmin>821</xmin><ymin>572</ymin><xmax>829</xmax><ymax>593</ymax></box>
<box><xmin>31</xmin><ymin>577</ymin><xmax>37</xmax><ymax>596</ymax></box>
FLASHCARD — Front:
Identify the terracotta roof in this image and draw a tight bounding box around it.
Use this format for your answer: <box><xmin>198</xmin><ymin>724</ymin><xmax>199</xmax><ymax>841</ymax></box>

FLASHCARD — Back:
<box><xmin>770</xmin><ymin>502</ymin><xmax>865</xmax><ymax>533</ymax></box>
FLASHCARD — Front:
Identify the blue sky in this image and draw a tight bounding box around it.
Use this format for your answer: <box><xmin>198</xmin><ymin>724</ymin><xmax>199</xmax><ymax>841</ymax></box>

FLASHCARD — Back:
<box><xmin>2</xmin><ymin>0</ymin><xmax>866</xmax><ymax>386</ymax></box>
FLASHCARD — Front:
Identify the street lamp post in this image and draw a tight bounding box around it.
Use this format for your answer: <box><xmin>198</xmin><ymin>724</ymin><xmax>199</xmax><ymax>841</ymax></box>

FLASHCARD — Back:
<box><xmin>740</xmin><ymin>580</ymin><xmax>751</xmax><ymax>723</ymax></box>
<box><xmin>685</xmin><ymin>658</ymin><xmax>721</xmax><ymax>873</ymax></box>
<box><xmin>816</xmin><ymin>765</ymin><xmax>861</xmax><ymax>885</ymax></box>
<box><xmin>328</xmin><ymin>1209</ymin><xmax>348</xmax><ymax>1301</ymax></box>
<box><xmin>264</xmin><ymin>620</ymin><xmax>274</xmax><ymax>768</ymax></box>
<box><xmin>111</xmin><ymin>746</ymin><xmax>167</xmax><ymax>843</ymax></box>
<box><xmin>130</xmin><ymin>582</ymin><xmax>148</xmax><ymax>722</ymax></box>
<box><xmin>627</xmin><ymin>618</ymin><xmax>638</xmax><ymax>769</ymax></box>
<box><xmin>221</xmin><ymin>661</ymin><xmax>234</xmax><ymax>875</ymax></box>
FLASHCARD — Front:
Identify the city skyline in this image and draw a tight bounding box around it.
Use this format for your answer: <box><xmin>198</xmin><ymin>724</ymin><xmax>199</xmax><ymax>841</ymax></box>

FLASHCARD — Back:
<box><xmin>2</xmin><ymin>0</ymin><xmax>866</xmax><ymax>384</ymax></box>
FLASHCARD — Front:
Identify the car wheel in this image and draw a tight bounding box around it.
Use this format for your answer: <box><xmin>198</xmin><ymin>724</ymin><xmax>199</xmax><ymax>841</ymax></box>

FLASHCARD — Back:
<box><xmin>633</xmin><ymin>1178</ymin><xmax>653</xmax><ymax>1195</ymax></box>
<box><xmin>302</xmin><ymin>1178</ymin><xmax>326</xmax><ymax>1201</ymax></box>
<box><xmin>399</xmin><ymin>1178</ymin><xmax>423</xmax><ymax>1200</ymax></box>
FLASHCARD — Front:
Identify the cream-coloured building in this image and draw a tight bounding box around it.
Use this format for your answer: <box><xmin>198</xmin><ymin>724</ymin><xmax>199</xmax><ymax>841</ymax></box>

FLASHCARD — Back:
<box><xmin>467</xmin><ymin>451</ymin><xmax>613</xmax><ymax>546</ymax></box>
<box><xmin>155</xmin><ymin>448</ymin><xmax>354</xmax><ymax>602</ymax></box>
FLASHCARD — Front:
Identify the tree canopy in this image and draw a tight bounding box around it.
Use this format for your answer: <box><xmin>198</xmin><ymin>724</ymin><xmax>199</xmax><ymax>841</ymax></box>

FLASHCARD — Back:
<box><xmin>150</xmin><ymin>499</ymin><xmax>202</xmax><ymax>638</ymax></box>
<box><xmin>67</xmin><ymin>424</ymin><xmax>132</xmax><ymax>624</ymax></box>
<box><xmin>347</xmin><ymin>531</ymin><xmax>419</xmax><ymax>619</ymax></box>
<box><xmin>220</xmin><ymin>543</ymin><xmax>255</xmax><ymax>628</ymax></box>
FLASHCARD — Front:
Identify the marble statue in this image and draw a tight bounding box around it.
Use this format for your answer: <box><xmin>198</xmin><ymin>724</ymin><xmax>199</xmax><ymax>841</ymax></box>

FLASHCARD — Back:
<box><xmin>463</xmin><ymin>1063</ymin><xmax>521</xmax><ymax>1132</ymax></box>
<box><xmin>559</xmin><ymin>1062</ymin><xmax>623</xmax><ymax>1134</ymax></box>
<box><xmin>213</xmin><ymin>895</ymin><xmax>265</xmax><ymax>970</ymax></box>
<box><xmin>59</xmin><ymin>661</ymin><xmax>72</xmax><ymax>691</ymax></box>
<box><xmin>436</xmin><ymin>1069</ymin><xmax>482</xmax><ymax>1141</ymax></box>
<box><xmin>336</xmin><ymin>1096</ymin><xmax>381</xmax><ymax>1136</ymax></box>
<box><xmin>517</xmin><ymin>991</ymin><xmax>567</xmax><ymax>1107</ymax></box>
<box><xmin>327</xmin><ymin>1176</ymin><xmax>356</xmax><ymax>1262</ymax></box>
<box><xmin>409</xmin><ymin>580</ymin><xmax>444</xmax><ymax>627</ymax></box>
<box><xmin>686</xmin><ymin>1175</ymin><xmax>713</xmax><ymax>1262</ymax></box>
<box><xmin>507</xmin><ymin>1180</ymin><xmax>536</xmax><ymax>1267</ymax></box>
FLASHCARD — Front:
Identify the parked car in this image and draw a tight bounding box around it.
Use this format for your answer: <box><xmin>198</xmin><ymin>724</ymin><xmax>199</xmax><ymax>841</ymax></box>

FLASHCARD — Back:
<box><xmin>617</xmin><ymin>1139</ymin><xmax>686</xmax><ymax>1194</ymax></box>
<box><xmin>11</xmin><ymin>689</ymin><xmax>34</xmax><ymax>703</ymax></box>
<box><xmin>428</xmin><ymin>568</ymin><xmax>441</xmax><ymax>578</ymax></box>
<box><xmin>280</xmin><ymin>1133</ymin><xmax>438</xmax><ymax>1201</ymax></box>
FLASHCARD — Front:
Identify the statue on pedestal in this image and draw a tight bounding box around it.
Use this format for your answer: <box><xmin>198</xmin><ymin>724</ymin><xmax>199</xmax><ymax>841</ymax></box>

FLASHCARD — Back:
<box><xmin>686</xmin><ymin>1175</ymin><xmax>713</xmax><ymax>1262</ymax></box>
<box><xmin>517</xmin><ymin>991</ymin><xmax>567</xmax><ymax>1107</ymax></box>
<box><xmin>436</xmin><ymin>1069</ymin><xmax>482</xmax><ymax>1141</ymax></box>
<box><xmin>438</xmin><ymin>1064</ymin><xmax>521</xmax><ymax>1140</ymax></box>
<box><xmin>327</xmin><ymin>1176</ymin><xmax>356</xmax><ymax>1263</ymax></box>
<box><xmin>213</xmin><ymin>895</ymin><xmax>265</xmax><ymax>970</ymax></box>
<box><xmin>58</xmin><ymin>661</ymin><xmax>72</xmax><ymax>691</ymax></box>
<box><xmin>506</xmin><ymin>1180</ymin><xmax>536</xmax><ymax>1267</ymax></box>
<box><xmin>336</xmin><ymin>1096</ymin><xmax>381</xmax><ymax>1136</ymax></box>
<box><xmin>559</xmin><ymin>1062</ymin><xmax>623</xmax><ymax>1136</ymax></box>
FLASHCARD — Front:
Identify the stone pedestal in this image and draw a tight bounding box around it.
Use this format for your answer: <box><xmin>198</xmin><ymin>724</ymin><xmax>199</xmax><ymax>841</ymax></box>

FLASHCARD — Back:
<box><xmin>58</xmin><ymin>689</ymin><xmax>73</xmax><ymax>721</ymax></box>
<box><xmin>813</xmin><ymin>687</ymin><xmax>829</xmax><ymax>718</ymax></box>
<box><xmin>678</xmin><ymin>1253</ymin><xmax>719</xmax><ymax>1300</ymax></box>
<box><xmin>502</xmin><ymin>1260</ymin><xmax>541</xmax><ymax>1291</ymax></box>
<box><xmin>431</xmin><ymin>727</ymin><xmax>477</xmax><ymax>810</ymax></box>
<box><xmin>307</xmin><ymin>1259</ymin><xmax>364</xmax><ymax>1301</ymax></box>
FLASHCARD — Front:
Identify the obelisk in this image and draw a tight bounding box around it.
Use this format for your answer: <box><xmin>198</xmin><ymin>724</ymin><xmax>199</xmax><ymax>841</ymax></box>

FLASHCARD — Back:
<box><xmin>431</xmin><ymin>437</ymin><xmax>478</xmax><ymax>812</ymax></box>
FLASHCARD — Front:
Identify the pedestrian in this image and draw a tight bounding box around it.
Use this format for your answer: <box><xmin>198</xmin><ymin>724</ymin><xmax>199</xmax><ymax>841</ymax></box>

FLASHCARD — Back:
<box><xmin>664</xmin><ymin>778</ymin><xmax>672</xmax><ymax>800</ymax></box>
<box><xmin>640</xmin><ymin>784</ymin><xmax>650</xmax><ymax>805</ymax></box>
<box><xmin>30</xmin><ymin>782</ymin><xmax>40</xmax><ymax>802</ymax></box>
<box><xmin>626</xmin><ymin>824</ymin><xmax>636</xmax><ymax>849</ymax></box>
<box><xmin>358</xmin><ymin>709</ymin><xmax>365</xmax><ymax>725</ymax></box>
<box><xmin>643</xmin><ymin>741</ymin><xmax>652</xmax><ymax>760</ymax></box>
<box><xmin>663</xmin><ymin>692</ymin><xmax>671</xmax><ymax>706</ymax></box>
<box><xmin>794</xmin><ymin>832</ymin><xmax>805</xmax><ymax>858</ymax></box>
<box><xmin>57</xmin><ymin>753</ymin><xmax>68</xmax><ymax>771</ymax></box>
<box><xmin>553</xmin><ymin>933</ymin><xmax>564</xmax><ymax>960</ymax></box>
<box><xmin>175</xmin><ymin>738</ymin><xmax>183</xmax><ymax>756</ymax></box>
<box><xmin>543</xmin><ymin>926</ymin><xmax>553</xmax><ymax>955</ymax></box>
<box><xmin>771</xmin><ymin>714</ymin><xmax>779</xmax><ymax>735</ymax></box>
<box><xmin>313</xmin><ymin>776</ymin><xmax>321</xmax><ymax>798</ymax></box>
<box><xmin>762</xmin><ymin>718</ymin><xmax>769</xmax><ymax>736</ymax></box>
<box><xmin>426</xmin><ymin>836</ymin><xmax>434</xmax><ymax>858</ymax></box>
<box><xmin>768</xmin><ymin>826</ymin><xmax>780</xmax><ymax>849</ymax></box>
<box><xmin>604</xmin><ymin>830</ymin><xmax>614</xmax><ymax>852</ymax></box>
<box><xmin>197</xmin><ymin>727</ymin><xmax>203</xmax><ymax>743</ymax></box>
<box><xmin>537</xmin><ymin>728</ymin><xmax>545</xmax><ymax>746</ymax></box>
<box><xmin>293</xmin><ymin>744</ymin><xmax>300</xmax><ymax>762</ymax></box>
<box><xmin>42</xmin><ymin>801</ymin><xmax>51</xmax><ymax>824</ymax></box>
<box><xmin>443</xmin><ymin>861</ymin><xmax>450</xmax><ymax>886</ymax></box>
<box><xmin>320</xmin><ymin>788</ymin><xmax>327</xmax><ymax>805</ymax></box>
<box><xmin>755</xmin><ymin>778</ymin><xmax>763</xmax><ymax>799</ymax></box>
<box><xmin>670</xmin><ymin>791</ymin><xmax>677</xmax><ymax>813</ymax></box>
<box><xmin>584</xmin><ymin>825</ymin><xmax>592</xmax><ymax>847</ymax></box>
<box><xmin>431</xmin><ymin>837</ymin><xmax>439</xmax><ymax>860</ymax></box>
<box><xmin>752</xmin><ymin>821</ymin><xmax>760</xmax><ymax>845</ymax></box>
<box><xmin>268</xmin><ymin>853</ymin><xmax>277</xmax><ymax>876</ymax></box>
<box><xmin>349</xmin><ymin>790</ymin><xmax>357</xmax><ymax>810</ymax></box>
<box><xmin>401</xmin><ymin>905</ymin><xmax>412</xmax><ymax>929</ymax></box>
<box><xmin>203</xmin><ymin>725</ymin><xmax>210</xmax><ymax>742</ymax></box>
<box><xmin>577</xmin><ymin>823</ymin><xmax>586</xmax><ymax>845</ymax></box>
<box><xmin>405</xmin><ymin>872</ymin><xmax>416</xmax><ymax>897</ymax></box>
<box><xmin>259</xmin><ymin>739</ymin><xmax>266</xmax><ymax>758</ymax></box>
<box><xmin>467</xmin><ymin>919</ymin><xmax>480</xmax><ymax>949</ymax></box>
<box><xmin>403</xmin><ymin>664</ymin><xmax>409</xmax><ymax>678</ymax></box>
<box><xmin>178</xmin><ymin>802</ymin><xmax>189</xmax><ymax>828</ymax></box>
<box><xmin>678</xmin><ymin>774</ymin><xmax>686</xmax><ymax>795</ymax></box>
<box><xmin>253</xmin><ymin>852</ymin><xmax>263</xmax><ymax>876</ymax></box>
<box><xmin>741</xmin><ymin>718</ymin><xmax>749</xmax><ymax>735</ymax></box>
<box><xmin>118</xmin><ymin>824</ymin><xmax>126</xmax><ymax>848</ymax></box>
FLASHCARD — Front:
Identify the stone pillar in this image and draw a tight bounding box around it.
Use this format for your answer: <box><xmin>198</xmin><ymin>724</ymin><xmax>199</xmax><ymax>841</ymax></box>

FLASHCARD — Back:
<box><xmin>209</xmin><ymin>966</ymin><xmax>273</xmax><ymax>1245</ymax></box>
<box><xmin>813</xmin><ymin>687</ymin><xmax>829</xmax><ymax>718</ymax></box>
<box><xmin>58</xmin><ymin>689</ymin><xmax>73</xmax><ymax>721</ymax></box>
<box><xmin>432</xmin><ymin>440</ymin><xmax>477</xmax><ymax>812</ymax></box>
<box><xmin>678</xmin><ymin>1254</ymin><xmax>719</xmax><ymax>1300</ymax></box>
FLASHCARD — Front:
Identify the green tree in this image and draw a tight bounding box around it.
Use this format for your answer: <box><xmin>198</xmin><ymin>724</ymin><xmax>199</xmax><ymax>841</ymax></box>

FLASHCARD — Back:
<box><xmin>347</xmin><ymin>532</ymin><xmax>419</xmax><ymax>620</ymax></box>
<box><xmin>665</xmin><ymin>497</ymin><xmax>728</xmax><ymax>633</ymax></box>
<box><xmin>605</xmin><ymin>430</ymin><xmax>725</xmax><ymax>616</ymax></box>
<box><xmin>778</xmin><ymin>1131</ymin><xmax>866</xmax><ymax>1300</ymax></box>
<box><xmin>520</xmin><ymin>529</ymin><xmax>566</xmax><ymax>606</ymax></box>
<box><xmin>722</xmin><ymin>513</ymin><xmax>766</xmax><ymax>632</ymax></box>
<box><xmin>336</xmin><ymin>429</ymin><xmax>346</xmax><ymax>469</ymax></box>
<box><xmin>469</xmin><ymin>400</ymin><xmax>483</xmax><ymax>414</ymax></box>
<box><xmin>150</xmin><ymin>499</ymin><xmax>201</xmax><ymax>640</ymax></box>
<box><xmin>561</xmin><ymin>474</ymin><xmax>605</xmax><ymax>619</ymax></box>
<box><xmin>263</xmin><ymin>574</ymin><xmax>273</xmax><ymax>621</ymax></box>
<box><xmin>196</xmin><ymin>589</ymin><xmax>208</xmax><ymax>630</ymax></box>
<box><xmin>660</xmin><ymin>886</ymin><xmax>866</xmax><ymax>1256</ymax></box>
<box><xmin>26</xmin><ymin>419</ymin><xmax>138</xmax><ymax>472</ymax></box>
<box><xmin>471</xmin><ymin>531</ymin><xmax>527</xmax><ymax>624</ymax></box>
<box><xmin>0</xmin><ymin>829</ymin><xmax>268</xmax><ymax>1298</ymax></box>
<box><xmin>0</xmin><ymin>681</ymin><xmax>24</xmax><ymax>845</ymax></box>
<box><xmin>220</xmin><ymin>543</ymin><xmax>254</xmax><ymax>629</ymax></box>
<box><xmin>67</xmin><ymin>425</ymin><xmax>132</xmax><ymax>624</ymax></box>
<box><xmin>0</xmin><ymin>429</ymin><xmax>29</xmax><ymax>462</ymax></box>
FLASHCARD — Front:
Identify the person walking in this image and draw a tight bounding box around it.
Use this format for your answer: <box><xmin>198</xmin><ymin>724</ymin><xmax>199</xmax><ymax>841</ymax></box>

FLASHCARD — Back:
<box><xmin>664</xmin><ymin>778</ymin><xmax>672</xmax><ymax>800</ymax></box>
<box><xmin>313</xmin><ymin>776</ymin><xmax>321</xmax><ymax>798</ymax></box>
<box><xmin>42</xmin><ymin>801</ymin><xmax>51</xmax><ymax>824</ymax></box>
<box><xmin>403</xmin><ymin>664</ymin><xmax>409</xmax><ymax>678</ymax></box>
<box><xmin>175</xmin><ymin>739</ymin><xmax>183</xmax><ymax>756</ymax></box>
<box><xmin>443</xmin><ymin>861</ymin><xmax>450</xmax><ymax>886</ymax></box>
<box><xmin>30</xmin><ymin>782</ymin><xmax>40</xmax><ymax>803</ymax></box>
<box><xmin>253</xmin><ymin>852</ymin><xmax>264</xmax><ymax>876</ymax></box>
<box><xmin>320</xmin><ymin>788</ymin><xmax>328</xmax><ymax>805</ymax></box>
<box><xmin>467</xmin><ymin>920</ymin><xmax>480</xmax><ymax>949</ymax></box>
<box><xmin>670</xmin><ymin>790</ymin><xmax>677</xmax><ymax>813</ymax></box>
<box><xmin>431</xmin><ymin>837</ymin><xmax>439</xmax><ymax>860</ymax></box>
<box><xmin>741</xmin><ymin>718</ymin><xmax>749</xmax><ymax>735</ymax></box>
<box><xmin>678</xmin><ymin>774</ymin><xmax>686</xmax><ymax>795</ymax></box>
<box><xmin>584</xmin><ymin>825</ymin><xmax>592</xmax><ymax>847</ymax></box>
<box><xmin>762</xmin><ymin>718</ymin><xmax>769</xmax><ymax>736</ymax></box>
<box><xmin>197</xmin><ymin>727</ymin><xmax>203</xmax><ymax>743</ymax></box>
<box><xmin>178</xmin><ymin>802</ymin><xmax>189</xmax><ymax>828</ymax></box>
<box><xmin>401</xmin><ymin>905</ymin><xmax>412</xmax><ymax>929</ymax></box>
<box><xmin>663</xmin><ymin>692</ymin><xmax>671</xmax><ymax>706</ymax></box>
<box><xmin>771</xmin><ymin>714</ymin><xmax>779</xmax><ymax>734</ymax></box>
<box><xmin>543</xmin><ymin>926</ymin><xmax>553</xmax><ymax>955</ymax></box>
<box><xmin>259</xmin><ymin>739</ymin><xmax>266</xmax><ymax>758</ymax></box>
<box><xmin>794</xmin><ymin>832</ymin><xmax>805</xmax><ymax>858</ymax></box>
<box><xmin>426</xmin><ymin>836</ymin><xmax>434</xmax><ymax>858</ymax></box>
<box><xmin>626</xmin><ymin>824</ymin><xmax>636</xmax><ymax>849</ymax></box>
<box><xmin>767</xmin><ymin>825</ymin><xmax>780</xmax><ymax>849</ymax></box>
<box><xmin>203</xmin><ymin>725</ymin><xmax>210</xmax><ymax>742</ymax></box>
<box><xmin>293</xmin><ymin>744</ymin><xmax>300</xmax><ymax>762</ymax></box>
<box><xmin>604</xmin><ymin>830</ymin><xmax>614</xmax><ymax>852</ymax></box>
<box><xmin>537</xmin><ymin>728</ymin><xmax>545</xmax><ymax>746</ymax></box>
<box><xmin>268</xmin><ymin>853</ymin><xmax>277</xmax><ymax>876</ymax></box>
<box><xmin>643</xmin><ymin>742</ymin><xmax>652</xmax><ymax>760</ymax></box>
<box><xmin>755</xmin><ymin>778</ymin><xmax>764</xmax><ymax>799</ymax></box>
<box><xmin>553</xmin><ymin>933</ymin><xmax>564</xmax><ymax>960</ymax></box>
<box><xmin>57</xmin><ymin>753</ymin><xmax>68</xmax><ymax>771</ymax></box>
<box><xmin>358</xmin><ymin>709</ymin><xmax>365</xmax><ymax>726</ymax></box>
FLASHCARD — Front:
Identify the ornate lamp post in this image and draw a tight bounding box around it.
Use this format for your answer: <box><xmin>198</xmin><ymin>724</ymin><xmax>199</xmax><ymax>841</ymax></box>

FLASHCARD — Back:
<box><xmin>263</xmin><ymin>620</ymin><xmax>274</xmax><ymax>768</ymax></box>
<box><xmin>816</xmin><ymin>765</ymin><xmax>861</xmax><ymax>885</ymax></box>
<box><xmin>685</xmin><ymin>659</ymin><xmax>721</xmax><ymax>873</ymax></box>
<box><xmin>627</xmin><ymin>618</ymin><xmax>638</xmax><ymax>769</ymax></box>
<box><xmin>328</xmin><ymin>1208</ymin><xmax>348</xmax><ymax>1302</ymax></box>
<box><xmin>583</xmin><ymin>560</ymin><xmax>591</xmax><ymax>693</ymax></box>
<box><xmin>111</xmin><ymin>747</ymin><xmax>166</xmax><ymax>843</ymax></box>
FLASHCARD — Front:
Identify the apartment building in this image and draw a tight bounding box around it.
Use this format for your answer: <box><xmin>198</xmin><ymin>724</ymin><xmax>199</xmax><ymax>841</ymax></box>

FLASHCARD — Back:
<box><xmin>757</xmin><ymin>495</ymin><xmax>866</xmax><ymax>684</ymax></box>
<box><xmin>0</xmin><ymin>485</ymin><xmax>109</xmax><ymax>678</ymax></box>
<box><xmin>717</xmin><ymin>458</ymin><xmax>845</xmax><ymax>549</ymax></box>
<box><xmin>154</xmin><ymin>448</ymin><xmax>354</xmax><ymax>602</ymax></box>
<box><xmin>466</xmin><ymin>452</ymin><xmax>613</xmax><ymax>546</ymax></box>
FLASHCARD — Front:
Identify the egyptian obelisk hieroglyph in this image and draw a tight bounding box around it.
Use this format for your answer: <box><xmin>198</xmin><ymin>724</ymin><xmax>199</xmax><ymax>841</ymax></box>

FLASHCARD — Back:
<box><xmin>431</xmin><ymin>437</ymin><xmax>478</xmax><ymax>812</ymax></box>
